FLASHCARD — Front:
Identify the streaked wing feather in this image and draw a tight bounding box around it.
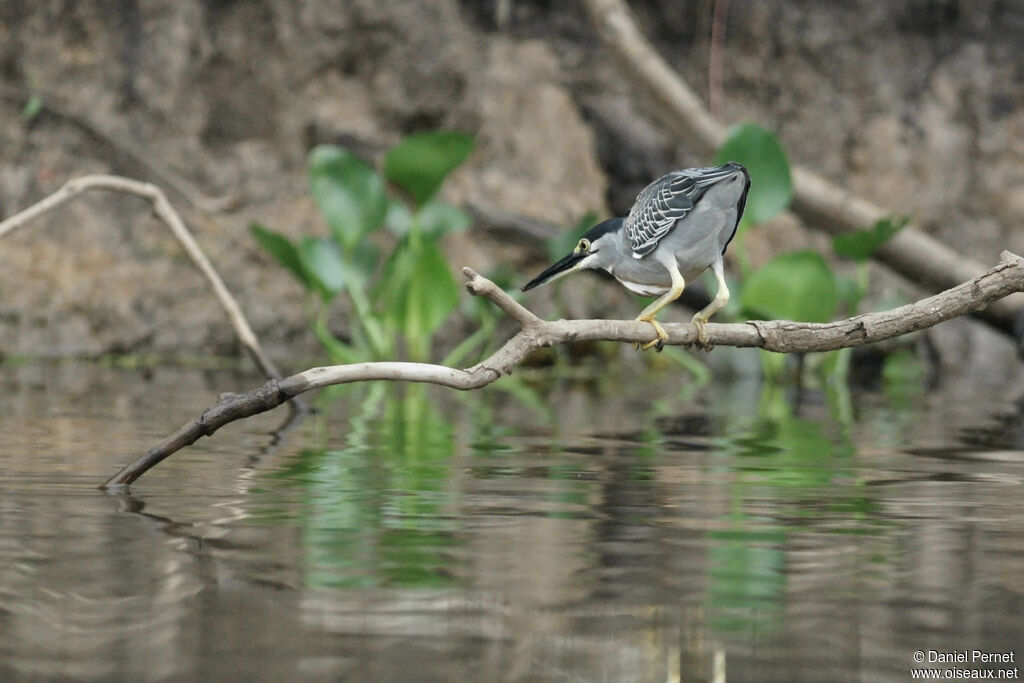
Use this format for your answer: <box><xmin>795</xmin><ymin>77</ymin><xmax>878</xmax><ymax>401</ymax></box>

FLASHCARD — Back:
<box><xmin>625</xmin><ymin>165</ymin><xmax>739</xmax><ymax>257</ymax></box>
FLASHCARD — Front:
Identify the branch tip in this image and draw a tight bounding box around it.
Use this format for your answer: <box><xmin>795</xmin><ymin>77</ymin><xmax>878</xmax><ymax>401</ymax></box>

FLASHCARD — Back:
<box><xmin>1000</xmin><ymin>251</ymin><xmax>1023</xmax><ymax>266</ymax></box>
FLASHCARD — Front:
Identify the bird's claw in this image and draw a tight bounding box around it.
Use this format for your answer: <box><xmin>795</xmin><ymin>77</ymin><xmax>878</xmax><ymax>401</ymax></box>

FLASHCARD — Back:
<box><xmin>642</xmin><ymin>338</ymin><xmax>665</xmax><ymax>352</ymax></box>
<box><xmin>691</xmin><ymin>317</ymin><xmax>713</xmax><ymax>352</ymax></box>
<box><xmin>636</xmin><ymin>319</ymin><xmax>668</xmax><ymax>352</ymax></box>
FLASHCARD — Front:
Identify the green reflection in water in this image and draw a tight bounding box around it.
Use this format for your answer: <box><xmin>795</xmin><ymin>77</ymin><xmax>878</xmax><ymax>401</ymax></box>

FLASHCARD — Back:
<box><xmin>265</xmin><ymin>384</ymin><xmax>461</xmax><ymax>589</ymax></box>
<box><xmin>708</xmin><ymin>522</ymin><xmax>787</xmax><ymax>632</ymax></box>
<box><xmin>464</xmin><ymin>386</ymin><xmax>597</xmax><ymax>518</ymax></box>
<box><xmin>882</xmin><ymin>349</ymin><xmax>928</xmax><ymax>410</ymax></box>
<box><xmin>705</xmin><ymin>382</ymin><xmax>890</xmax><ymax>634</ymax></box>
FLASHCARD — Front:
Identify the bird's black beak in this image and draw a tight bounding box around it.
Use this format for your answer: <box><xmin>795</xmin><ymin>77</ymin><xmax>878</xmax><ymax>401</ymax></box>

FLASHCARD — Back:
<box><xmin>522</xmin><ymin>250</ymin><xmax>588</xmax><ymax>291</ymax></box>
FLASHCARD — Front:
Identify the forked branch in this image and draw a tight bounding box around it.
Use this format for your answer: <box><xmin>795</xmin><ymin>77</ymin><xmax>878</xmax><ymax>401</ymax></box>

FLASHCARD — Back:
<box><xmin>102</xmin><ymin>251</ymin><xmax>1024</xmax><ymax>489</ymax></box>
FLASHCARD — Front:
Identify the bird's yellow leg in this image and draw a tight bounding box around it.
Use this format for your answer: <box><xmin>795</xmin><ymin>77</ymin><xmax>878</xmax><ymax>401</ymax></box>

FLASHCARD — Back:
<box><xmin>690</xmin><ymin>257</ymin><xmax>729</xmax><ymax>351</ymax></box>
<box><xmin>634</xmin><ymin>264</ymin><xmax>685</xmax><ymax>351</ymax></box>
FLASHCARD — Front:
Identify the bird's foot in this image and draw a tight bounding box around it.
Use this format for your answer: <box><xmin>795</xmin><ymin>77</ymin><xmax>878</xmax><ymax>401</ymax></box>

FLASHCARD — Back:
<box><xmin>691</xmin><ymin>315</ymin><xmax>713</xmax><ymax>352</ymax></box>
<box><xmin>635</xmin><ymin>318</ymin><xmax>668</xmax><ymax>352</ymax></box>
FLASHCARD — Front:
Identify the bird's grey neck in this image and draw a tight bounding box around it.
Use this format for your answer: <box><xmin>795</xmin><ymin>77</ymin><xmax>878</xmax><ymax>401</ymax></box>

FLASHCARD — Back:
<box><xmin>599</xmin><ymin>226</ymin><xmax>631</xmax><ymax>275</ymax></box>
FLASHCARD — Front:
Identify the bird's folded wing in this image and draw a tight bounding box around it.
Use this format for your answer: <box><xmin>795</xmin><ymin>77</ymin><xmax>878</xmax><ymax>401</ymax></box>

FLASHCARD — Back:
<box><xmin>625</xmin><ymin>166</ymin><xmax>737</xmax><ymax>257</ymax></box>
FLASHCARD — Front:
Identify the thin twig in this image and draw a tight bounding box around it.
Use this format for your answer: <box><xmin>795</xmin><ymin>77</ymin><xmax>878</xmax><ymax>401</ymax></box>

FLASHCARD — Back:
<box><xmin>101</xmin><ymin>251</ymin><xmax>1024</xmax><ymax>489</ymax></box>
<box><xmin>0</xmin><ymin>174</ymin><xmax>283</xmax><ymax>381</ymax></box>
<box><xmin>579</xmin><ymin>0</ymin><xmax>1024</xmax><ymax>337</ymax></box>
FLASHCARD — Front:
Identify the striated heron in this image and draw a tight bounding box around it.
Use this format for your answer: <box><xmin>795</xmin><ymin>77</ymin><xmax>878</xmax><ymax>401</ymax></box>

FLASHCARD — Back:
<box><xmin>522</xmin><ymin>162</ymin><xmax>750</xmax><ymax>351</ymax></box>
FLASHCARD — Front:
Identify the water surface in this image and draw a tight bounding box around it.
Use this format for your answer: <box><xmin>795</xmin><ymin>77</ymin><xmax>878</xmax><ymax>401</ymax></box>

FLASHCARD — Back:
<box><xmin>1</xmin><ymin>360</ymin><xmax>1022</xmax><ymax>682</ymax></box>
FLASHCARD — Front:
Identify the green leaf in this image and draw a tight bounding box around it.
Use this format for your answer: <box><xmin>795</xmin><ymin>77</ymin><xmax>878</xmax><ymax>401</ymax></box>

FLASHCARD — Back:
<box><xmin>384</xmin><ymin>131</ymin><xmax>474</xmax><ymax>206</ymax></box>
<box><xmin>298</xmin><ymin>237</ymin><xmax>347</xmax><ymax>300</ymax></box>
<box><xmin>832</xmin><ymin>216</ymin><xmax>909</xmax><ymax>261</ymax></box>
<box><xmin>417</xmin><ymin>201</ymin><xmax>471</xmax><ymax>238</ymax></box>
<box><xmin>250</xmin><ymin>223</ymin><xmax>310</xmax><ymax>289</ymax></box>
<box><xmin>715</xmin><ymin>122</ymin><xmax>792</xmax><ymax>225</ymax></box>
<box><xmin>308</xmin><ymin>145</ymin><xmax>387</xmax><ymax>250</ymax></box>
<box><xmin>741</xmin><ymin>250</ymin><xmax>837</xmax><ymax>322</ymax></box>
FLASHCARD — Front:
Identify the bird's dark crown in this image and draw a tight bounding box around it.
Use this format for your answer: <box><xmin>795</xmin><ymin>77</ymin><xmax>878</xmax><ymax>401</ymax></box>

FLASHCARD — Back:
<box><xmin>580</xmin><ymin>217</ymin><xmax>624</xmax><ymax>242</ymax></box>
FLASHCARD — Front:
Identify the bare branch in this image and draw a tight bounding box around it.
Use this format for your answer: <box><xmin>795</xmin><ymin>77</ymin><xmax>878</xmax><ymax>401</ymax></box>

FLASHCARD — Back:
<box><xmin>0</xmin><ymin>174</ymin><xmax>283</xmax><ymax>381</ymax></box>
<box><xmin>102</xmin><ymin>251</ymin><xmax>1024</xmax><ymax>489</ymax></box>
<box><xmin>579</xmin><ymin>0</ymin><xmax>1024</xmax><ymax>337</ymax></box>
<box><xmin>461</xmin><ymin>267</ymin><xmax>542</xmax><ymax>327</ymax></box>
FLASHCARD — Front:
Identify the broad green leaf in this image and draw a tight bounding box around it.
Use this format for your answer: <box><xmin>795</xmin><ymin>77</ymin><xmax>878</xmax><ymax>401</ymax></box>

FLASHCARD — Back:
<box><xmin>299</xmin><ymin>237</ymin><xmax>347</xmax><ymax>300</ymax></box>
<box><xmin>417</xmin><ymin>201</ymin><xmax>471</xmax><ymax>238</ymax></box>
<box><xmin>250</xmin><ymin>223</ymin><xmax>310</xmax><ymax>289</ymax></box>
<box><xmin>715</xmin><ymin>122</ymin><xmax>792</xmax><ymax>225</ymax></box>
<box><xmin>832</xmin><ymin>216</ymin><xmax>909</xmax><ymax>261</ymax></box>
<box><xmin>384</xmin><ymin>131</ymin><xmax>474</xmax><ymax>206</ymax></box>
<box><xmin>741</xmin><ymin>250</ymin><xmax>837</xmax><ymax>322</ymax></box>
<box><xmin>308</xmin><ymin>145</ymin><xmax>387</xmax><ymax>250</ymax></box>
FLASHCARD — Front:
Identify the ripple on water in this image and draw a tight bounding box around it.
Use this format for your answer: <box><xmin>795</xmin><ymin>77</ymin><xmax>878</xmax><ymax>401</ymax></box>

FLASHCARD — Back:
<box><xmin>1</xmin><ymin>363</ymin><xmax>1023</xmax><ymax>681</ymax></box>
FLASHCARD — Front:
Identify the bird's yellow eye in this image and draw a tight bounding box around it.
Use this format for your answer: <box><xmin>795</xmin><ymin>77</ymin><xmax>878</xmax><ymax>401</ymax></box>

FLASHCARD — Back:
<box><xmin>576</xmin><ymin>238</ymin><xmax>590</xmax><ymax>253</ymax></box>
